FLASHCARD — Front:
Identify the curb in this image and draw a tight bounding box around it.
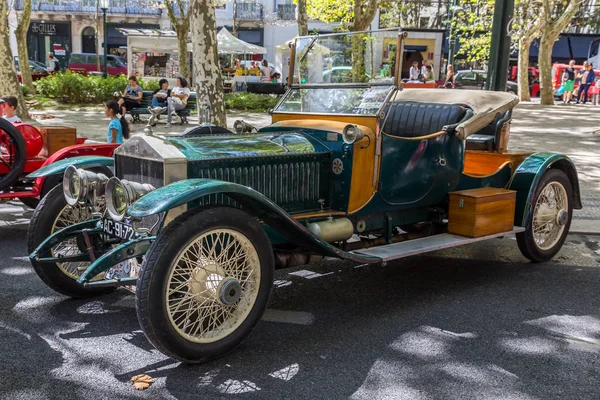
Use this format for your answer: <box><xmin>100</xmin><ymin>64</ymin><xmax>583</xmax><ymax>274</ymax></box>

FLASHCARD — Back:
<box><xmin>569</xmin><ymin>220</ymin><xmax>600</xmax><ymax>236</ymax></box>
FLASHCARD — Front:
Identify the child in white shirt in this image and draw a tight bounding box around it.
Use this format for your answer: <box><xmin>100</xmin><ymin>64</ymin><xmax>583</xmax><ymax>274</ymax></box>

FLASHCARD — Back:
<box><xmin>1</xmin><ymin>96</ymin><xmax>22</xmax><ymax>123</ymax></box>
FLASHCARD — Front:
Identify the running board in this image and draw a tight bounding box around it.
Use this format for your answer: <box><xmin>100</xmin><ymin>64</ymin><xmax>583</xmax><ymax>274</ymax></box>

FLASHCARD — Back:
<box><xmin>353</xmin><ymin>227</ymin><xmax>525</xmax><ymax>262</ymax></box>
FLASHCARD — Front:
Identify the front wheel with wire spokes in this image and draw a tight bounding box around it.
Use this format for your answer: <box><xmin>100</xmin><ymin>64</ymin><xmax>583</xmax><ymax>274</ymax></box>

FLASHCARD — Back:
<box><xmin>517</xmin><ymin>169</ymin><xmax>573</xmax><ymax>262</ymax></box>
<box><xmin>136</xmin><ymin>207</ymin><xmax>274</xmax><ymax>364</ymax></box>
<box><xmin>27</xmin><ymin>184</ymin><xmax>115</xmax><ymax>297</ymax></box>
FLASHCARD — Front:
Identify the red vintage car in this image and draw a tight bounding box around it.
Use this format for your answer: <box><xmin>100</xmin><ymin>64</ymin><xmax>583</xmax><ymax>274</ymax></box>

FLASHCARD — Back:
<box><xmin>0</xmin><ymin>119</ymin><xmax>119</xmax><ymax>208</ymax></box>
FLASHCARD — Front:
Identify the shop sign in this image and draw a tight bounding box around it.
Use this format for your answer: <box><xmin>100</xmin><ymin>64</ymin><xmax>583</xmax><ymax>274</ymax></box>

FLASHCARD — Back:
<box><xmin>29</xmin><ymin>22</ymin><xmax>69</xmax><ymax>37</ymax></box>
<box><xmin>53</xmin><ymin>44</ymin><xmax>66</xmax><ymax>56</ymax></box>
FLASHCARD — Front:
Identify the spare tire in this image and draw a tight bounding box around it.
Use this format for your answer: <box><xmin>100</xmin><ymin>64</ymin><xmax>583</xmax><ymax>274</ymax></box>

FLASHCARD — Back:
<box><xmin>0</xmin><ymin>118</ymin><xmax>27</xmax><ymax>191</ymax></box>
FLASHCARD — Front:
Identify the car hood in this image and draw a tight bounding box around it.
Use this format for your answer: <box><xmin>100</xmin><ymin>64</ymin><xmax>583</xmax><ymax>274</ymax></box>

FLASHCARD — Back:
<box><xmin>116</xmin><ymin>132</ymin><xmax>321</xmax><ymax>164</ymax></box>
<box><xmin>165</xmin><ymin>133</ymin><xmax>318</xmax><ymax>160</ymax></box>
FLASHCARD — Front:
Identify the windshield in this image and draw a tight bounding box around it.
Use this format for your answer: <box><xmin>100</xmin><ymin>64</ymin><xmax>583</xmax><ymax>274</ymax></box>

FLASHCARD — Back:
<box><xmin>275</xmin><ymin>86</ymin><xmax>394</xmax><ymax>115</ymax></box>
<box><xmin>293</xmin><ymin>29</ymin><xmax>399</xmax><ymax>85</ymax></box>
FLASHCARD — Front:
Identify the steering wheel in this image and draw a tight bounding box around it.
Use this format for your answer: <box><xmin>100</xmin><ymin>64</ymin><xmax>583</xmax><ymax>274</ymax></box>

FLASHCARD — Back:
<box><xmin>0</xmin><ymin>118</ymin><xmax>27</xmax><ymax>192</ymax></box>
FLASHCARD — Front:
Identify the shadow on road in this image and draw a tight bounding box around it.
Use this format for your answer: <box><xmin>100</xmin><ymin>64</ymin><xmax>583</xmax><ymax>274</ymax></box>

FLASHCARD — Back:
<box><xmin>1</xmin><ymin>221</ymin><xmax>599</xmax><ymax>398</ymax></box>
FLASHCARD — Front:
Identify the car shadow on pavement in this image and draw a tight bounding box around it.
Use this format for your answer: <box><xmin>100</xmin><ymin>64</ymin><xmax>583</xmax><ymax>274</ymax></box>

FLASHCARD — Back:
<box><xmin>2</xmin><ymin>221</ymin><xmax>599</xmax><ymax>399</ymax></box>
<box><xmin>114</xmin><ymin>240</ymin><xmax>600</xmax><ymax>399</ymax></box>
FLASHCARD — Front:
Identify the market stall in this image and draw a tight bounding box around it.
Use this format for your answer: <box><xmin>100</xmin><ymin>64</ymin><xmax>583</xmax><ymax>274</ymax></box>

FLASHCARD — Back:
<box><xmin>217</xmin><ymin>28</ymin><xmax>267</xmax><ymax>91</ymax></box>
<box><xmin>117</xmin><ymin>28</ymin><xmax>191</xmax><ymax>86</ymax></box>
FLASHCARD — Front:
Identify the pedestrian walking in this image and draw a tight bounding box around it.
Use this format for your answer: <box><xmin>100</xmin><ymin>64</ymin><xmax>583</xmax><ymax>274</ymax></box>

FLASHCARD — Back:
<box><xmin>445</xmin><ymin>65</ymin><xmax>454</xmax><ymax>88</ymax></box>
<box><xmin>409</xmin><ymin>61</ymin><xmax>420</xmax><ymax>81</ymax></box>
<box><xmin>260</xmin><ymin>60</ymin><xmax>272</xmax><ymax>82</ymax></box>
<box><xmin>46</xmin><ymin>52</ymin><xmax>59</xmax><ymax>74</ymax></box>
<box><xmin>577</xmin><ymin>63</ymin><xmax>595</xmax><ymax>104</ymax></box>
<box><xmin>593</xmin><ymin>78</ymin><xmax>600</xmax><ymax>105</ymax></box>
<box><xmin>421</xmin><ymin>60</ymin><xmax>432</xmax><ymax>80</ymax></box>
<box><xmin>104</xmin><ymin>100</ymin><xmax>130</xmax><ymax>144</ymax></box>
<box><xmin>562</xmin><ymin>60</ymin><xmax>576</xmax><ymax>104</ymax></box>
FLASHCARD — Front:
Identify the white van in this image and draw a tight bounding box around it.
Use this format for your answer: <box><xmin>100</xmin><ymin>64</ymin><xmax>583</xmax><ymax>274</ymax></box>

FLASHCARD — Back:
<box><xmin>588</xmin><ymin>38</ymin><xmax>600</xmax><ymax>68</ymax></box>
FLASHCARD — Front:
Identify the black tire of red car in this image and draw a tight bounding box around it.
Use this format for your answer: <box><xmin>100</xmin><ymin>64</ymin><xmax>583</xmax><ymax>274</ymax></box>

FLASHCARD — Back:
<box><xmin>0</xmin><ymin>118</ymin><xmax>27</xmax><ymax>192</ymax></box>
<box><xmin>516</xmin><ymin>169</ymin><xmax>573</xmax><ymax>262</ymax></box>
<box><xmin>136</xmin><ymin>206</ymin><xmax>274</xmax><ymax>364</ymax></box>
<box><xmin>20</xmin><ymin>197</ymin><xmax>40</xmax><ymax>209</ymax></box>
<box><xmin>19</xmin><ymin>173</ymin><xmax>64</xmax><ymax>210</ymax></box>
<box><xmin>27</xmin><ymin>184</ymin><xmax>115</xmax><ymax>298</ymax></box>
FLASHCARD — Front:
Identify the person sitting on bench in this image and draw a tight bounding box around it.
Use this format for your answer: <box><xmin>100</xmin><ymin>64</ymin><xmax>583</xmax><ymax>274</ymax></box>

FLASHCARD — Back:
<box><xmin>117</xmin><ymin>75</ymin><xmax>143</xmax><ymax>118</ymax></box>
<box><xmin>164</xmin><ymin>76</ymin><xmax>190</xmax><ymax>128</ymax></box>
<box><xmin>147</xmin><ymin>79</ymin><xmax>171</xmax><ymax>126</ymax></box>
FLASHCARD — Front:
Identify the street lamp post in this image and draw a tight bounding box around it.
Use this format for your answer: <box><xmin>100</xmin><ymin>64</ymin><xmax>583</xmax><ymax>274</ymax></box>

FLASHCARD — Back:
<box><xmin>447</xmin><ymin>0</ymin><xmax>462</xmax><ymax>70</ymax></box>
<box><xmin>99</xmin><ymin>0</ymin><xmax>110</xmax><ymax>78</ymax></box>
<box><xmin>485</xmin><ymin>0</ymin><xmax>514</xmax><ymax>91</ymax></box>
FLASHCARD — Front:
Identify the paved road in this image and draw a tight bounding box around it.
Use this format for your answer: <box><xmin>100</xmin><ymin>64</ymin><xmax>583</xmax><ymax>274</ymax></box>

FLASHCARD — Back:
<box><xmin>1</xmin><ymin>203</ymin><xmax>599</xmax><ymax>399</ymax></box>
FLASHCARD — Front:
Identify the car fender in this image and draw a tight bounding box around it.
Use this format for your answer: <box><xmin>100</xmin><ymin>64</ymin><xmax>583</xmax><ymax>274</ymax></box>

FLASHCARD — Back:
<box><xmin>29</xmin><ymin>144</ymin><xmax>118</xmax><ymax>195</ymax></box>
<box><xmin>509</xmin><ymin>152</ymin><xmax>582</xmax><ymax>226</ymax></box>
<box><xmin>128</xmin><ymin>179</ymin><xmax>381</xmax><ymax>263</ymax></box>
<box><xmin>28</xmin><ymin>155</ymin><xmax>115</xmax><ymax>179</ymax></box>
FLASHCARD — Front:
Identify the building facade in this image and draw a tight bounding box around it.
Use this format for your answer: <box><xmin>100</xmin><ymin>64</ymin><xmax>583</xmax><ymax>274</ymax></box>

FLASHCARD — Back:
<box><xmin>8</xmin><ymin>0</ymin><xmax>338</xmax><ymax>69</ymax></box>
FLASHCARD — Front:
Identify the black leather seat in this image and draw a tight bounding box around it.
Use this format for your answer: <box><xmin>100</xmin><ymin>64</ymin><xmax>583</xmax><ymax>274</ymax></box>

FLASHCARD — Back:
<box><xmin>465</xmin><ymin>110</ymin><xmax>511</xmax><ymax>151</ymax></box>
<box><xmin>382</xmin><ymin>102</ymin><xmax>467</xmax><ymax>138</ymax></box>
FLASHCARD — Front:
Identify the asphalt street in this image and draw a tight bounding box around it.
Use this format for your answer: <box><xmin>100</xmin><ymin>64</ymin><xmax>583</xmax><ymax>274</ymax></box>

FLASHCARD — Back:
<box><xmin>1</xmin><ymin>203</ymin><xmax>599</xmax><ymax>400</ymax></box>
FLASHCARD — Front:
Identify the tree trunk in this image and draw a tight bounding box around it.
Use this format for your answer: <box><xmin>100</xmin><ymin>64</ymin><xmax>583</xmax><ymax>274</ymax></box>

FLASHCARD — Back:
<box><xmin>176</xmin><ymin>23</ymin><xmax>190</xmax><ymax>80</ymax></box>
<box><xmin>538</xmin><ymin>0</ymin><xmax>582</xmax><ymax>105</ymax></box>
<box><xmin>165</xmin><ymin>0</ymin><xmax>191</xmax><ymax>81</ymax></box>
<box><xmin>351</xmin><ymin>34</ymin><xmax>367</xmax><ymax>82</ymax></box>
<box><xmin>349</xmin><ymin>0</ymin><xmax>379</xmax><ymax>83</ymax></box>
<box><xmin>233</xmin><ymin>0</ymin><xmax>238</xmax><ymax>37</ymax></box>
<box><xmin>538</xmin><ymin>34</ymin><xmax>555</xmax><ymax>105</ymax></box>
<box><xmin>190</xmin><ymin>0</ymin><xmax>225</xmax><ymax>126</ymax></box>
<box><xmin>0</xmin><ymin>2</ymin><xmax>29</xmax><ymax>119</ymax></box>
<box><xmin>297</xmin><ymin>0</ymin><xmax>308</xmax><ymax>36</ymax></box>
<box><xmin>15</xmin><ymin>0</ymin><xmax>35</xmax><ymax>93</ymax></box>
<box><xmin>517</xmin><ymin>37</ymin><xmax>531</xmax><ymax>101</ymax></box>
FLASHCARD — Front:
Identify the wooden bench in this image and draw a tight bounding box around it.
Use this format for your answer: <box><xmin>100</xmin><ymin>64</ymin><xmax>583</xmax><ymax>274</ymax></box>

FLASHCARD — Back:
<box><xmin>130</xmin><ymin>91</ymin><xmax>197</xmax><ymax>124</ymax></box>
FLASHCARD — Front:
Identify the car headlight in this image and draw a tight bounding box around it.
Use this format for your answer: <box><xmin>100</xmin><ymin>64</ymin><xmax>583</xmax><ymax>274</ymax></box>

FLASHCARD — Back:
<box><xmin>105</xmin><ymin>177</ymin><xmax>155</xmax><ymax>221</ymax></box>
<box><xmin>342</xmin><ymin>124</ymin><xmax>365</xmax><ymax>144</ymax></box>
<box><xmin>63</xmin><ymin>166</ymin><xmax>109</xmax><ymax>206</ymax></box>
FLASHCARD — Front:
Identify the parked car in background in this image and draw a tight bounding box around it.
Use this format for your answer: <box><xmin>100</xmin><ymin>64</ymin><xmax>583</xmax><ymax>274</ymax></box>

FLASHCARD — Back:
<box><xmin>14</xmin><ymin>58</ymin><xmax>49</xmax><ymax>82</ymax></box>
<box><xmin>509</xmin><ymin>65</ymin><xmax>539</xmax><ymax>81</ymax></box>
<box><xmin>67</xmin><ymin>53</ymin><xmax>127</xmax><ymax>76</ymax></box>
<box><xmin>322</xmin><ymin>66</ymin><xmax>371</xmax><ymax>83</ymax></box>
<box><xmin>453</xmin><ymin>70</ymin><xmax>518</xmax><ymax>94</ymax></box>
<box><xmin>509</xmin><ymin>65</ymin><xmax>540</xmax><ymax>97</ymax></box>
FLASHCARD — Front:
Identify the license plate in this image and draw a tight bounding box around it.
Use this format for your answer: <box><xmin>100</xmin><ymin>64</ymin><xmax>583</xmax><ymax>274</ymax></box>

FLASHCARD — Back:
<box><xmin>102</xmin><ymin>218</ymin><xmax>136</xmax><ymax>241</ymax></box>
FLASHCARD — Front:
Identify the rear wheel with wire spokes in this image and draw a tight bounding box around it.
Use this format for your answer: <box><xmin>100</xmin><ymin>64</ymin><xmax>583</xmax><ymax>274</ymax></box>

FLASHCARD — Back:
<box><xmin>136</xmin><ymin>207</ymin><xmax>274</xmax><ymax>364</ymax></box>
<box><xmin>517</xmin><ymin>169</ymin><xmax>573</xmax><ymax>262</ymax></box>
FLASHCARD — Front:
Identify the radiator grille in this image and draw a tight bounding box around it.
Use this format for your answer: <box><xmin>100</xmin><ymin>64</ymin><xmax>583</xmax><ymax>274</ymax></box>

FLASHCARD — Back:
<box><xmin>115</xmin><ymin>155</ymin><xmax>164</xmax><ymax>188</ymax></box>
<box><xmin>192</xmin><ymin>156</ymin><xmax>329</xmax><ymax>212</ymax></box>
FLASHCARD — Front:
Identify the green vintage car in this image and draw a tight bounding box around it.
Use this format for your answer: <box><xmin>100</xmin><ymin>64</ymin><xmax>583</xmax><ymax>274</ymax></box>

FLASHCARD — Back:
<box><xmin>28</xmin><ymin>29</ymin><xmax>581</xmax><ymax>363</ymax></box>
